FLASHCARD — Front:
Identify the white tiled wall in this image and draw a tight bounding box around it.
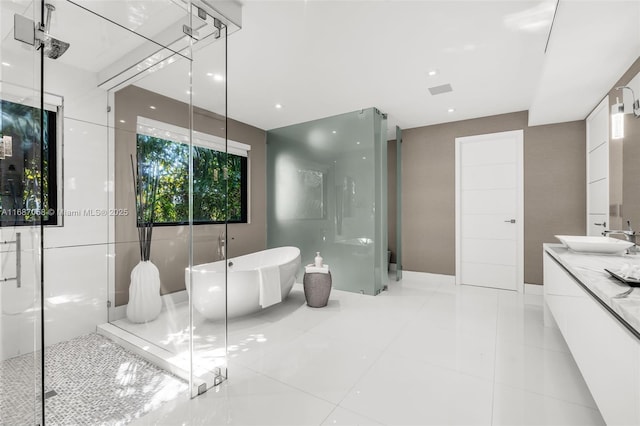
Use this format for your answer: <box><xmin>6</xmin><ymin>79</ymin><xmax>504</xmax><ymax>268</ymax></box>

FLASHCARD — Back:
<box><xmin>1</xmin><ymin>58</ymin><xmax>112</xmax><ymax>359</ymax></box>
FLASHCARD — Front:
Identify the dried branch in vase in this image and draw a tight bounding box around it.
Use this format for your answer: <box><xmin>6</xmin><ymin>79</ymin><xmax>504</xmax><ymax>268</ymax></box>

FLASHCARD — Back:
<box><xmin>130</xmin><ymin>154</ymin><xmax>160</xmax><ymax>262</ymax></box>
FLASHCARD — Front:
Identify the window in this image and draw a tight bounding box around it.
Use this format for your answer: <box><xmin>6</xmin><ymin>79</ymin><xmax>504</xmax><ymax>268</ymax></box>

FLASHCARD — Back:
<box><xmin>136</xmin><ymin>117</ymin><xmax>249</xmax><ymax>225</ymax></box>
<box><xmin>0</xmin><ymin>99</ymin><xmax>58</xmax><ymax>226</ymax></box>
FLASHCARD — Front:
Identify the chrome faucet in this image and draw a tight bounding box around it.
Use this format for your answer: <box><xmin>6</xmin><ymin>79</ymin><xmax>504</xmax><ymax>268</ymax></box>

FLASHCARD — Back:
<box><xmin>218</xmin><ymin>232</ymin><xmax>226</xmax><ymax>260</ymax></box>
<box><xmin>603</xmin><ymin>220</ymin><xmax>638</xmax><ymax>250</ymax></box>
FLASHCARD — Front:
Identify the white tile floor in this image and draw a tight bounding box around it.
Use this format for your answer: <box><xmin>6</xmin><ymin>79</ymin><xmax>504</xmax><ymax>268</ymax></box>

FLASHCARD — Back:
<box><xmin>131</xmin><ymin>274</ymin><xmax>606</xmax><ymax>426</ymax></box>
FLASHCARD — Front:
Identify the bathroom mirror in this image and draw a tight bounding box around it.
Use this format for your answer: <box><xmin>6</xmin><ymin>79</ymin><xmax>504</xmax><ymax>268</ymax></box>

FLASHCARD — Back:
<box><xmin>613</xmin><ymin>67</ymin><xmax>640</xmax><ymax>232</ymax></box>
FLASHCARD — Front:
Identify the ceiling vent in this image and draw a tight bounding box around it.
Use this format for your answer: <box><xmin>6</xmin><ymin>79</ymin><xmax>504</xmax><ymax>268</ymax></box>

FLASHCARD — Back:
<box><xmin>428</xmin><ymin>84</ymin><xmax>453</xmax><ymax>95</ymax></box>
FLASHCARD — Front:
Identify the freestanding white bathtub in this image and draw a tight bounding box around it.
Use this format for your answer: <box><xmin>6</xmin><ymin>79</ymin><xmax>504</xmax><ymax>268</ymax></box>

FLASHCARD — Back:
<box><xmin>185</xmin><ymin>246</ymin><xmax>301</xmax><ymax>320</ymax></box>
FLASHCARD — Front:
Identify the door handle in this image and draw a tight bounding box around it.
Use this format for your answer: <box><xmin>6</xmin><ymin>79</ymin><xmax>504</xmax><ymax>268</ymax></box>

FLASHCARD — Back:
<box><xmin>504</xmin><ymin>219</ymin><xmax>516</xmax><ymax>223</ymax></box>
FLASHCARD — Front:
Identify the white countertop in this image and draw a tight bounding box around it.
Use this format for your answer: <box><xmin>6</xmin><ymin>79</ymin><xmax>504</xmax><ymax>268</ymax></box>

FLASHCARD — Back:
<box><xmin>544</xmin><ymin>243</ymin><xmax>640</xmax><ymax>336</ymax></box>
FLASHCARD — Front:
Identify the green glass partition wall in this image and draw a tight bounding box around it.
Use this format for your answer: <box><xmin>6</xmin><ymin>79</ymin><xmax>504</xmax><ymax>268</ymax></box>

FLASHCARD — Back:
<box><xmin>267</xmin><ymin>108</ymin><xmax>388</xmax><ymax>295</ymax></box>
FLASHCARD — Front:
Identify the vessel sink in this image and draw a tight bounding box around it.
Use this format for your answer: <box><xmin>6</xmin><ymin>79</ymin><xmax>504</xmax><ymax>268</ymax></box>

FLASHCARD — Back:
<box><xmin>555</xmin><ymin>235</ymin><xmax>635</xmax><ymax>254</ymax></box>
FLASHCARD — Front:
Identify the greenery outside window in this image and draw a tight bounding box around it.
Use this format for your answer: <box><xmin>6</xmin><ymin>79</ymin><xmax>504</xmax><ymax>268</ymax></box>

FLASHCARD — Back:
<box><xmin>136</xmin><ymin>117</ymin><xmax>249</xmax><ymax>225</ymax></box>
<box><xmin>0</xmin><ymin>99</ymin><xmax>58</xmax><ymax>226</ymax></box>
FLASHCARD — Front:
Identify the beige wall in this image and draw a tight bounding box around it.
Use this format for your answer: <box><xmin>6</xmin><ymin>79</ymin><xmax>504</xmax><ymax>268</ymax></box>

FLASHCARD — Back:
<box><xmin>114</xmin><ymin>85</ymin><xmax>266</xmax><ymax>306</ymax></box>
<box><xmin>402</xmin><ymin>111</ymin><xmax>586</xmax><ymax>285</ymax></box>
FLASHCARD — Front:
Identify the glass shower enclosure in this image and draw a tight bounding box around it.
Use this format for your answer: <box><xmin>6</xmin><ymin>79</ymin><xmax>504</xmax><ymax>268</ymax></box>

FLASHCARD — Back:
<box><xmin>267</xmin><ymin>108</ymin><xmax>389</xmax><ymax>295</ymax></box>
<box><xmin>1</xmin><ymin>0</ymin><xmax>238</xmax><ymax>423</ymax></box>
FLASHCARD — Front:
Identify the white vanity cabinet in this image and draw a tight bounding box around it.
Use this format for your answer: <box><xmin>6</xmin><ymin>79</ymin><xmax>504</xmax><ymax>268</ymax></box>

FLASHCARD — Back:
<box><xmin>543</xmin><ymin>250</ymin><xmax>640</xmax><ymax>425</ymax></box>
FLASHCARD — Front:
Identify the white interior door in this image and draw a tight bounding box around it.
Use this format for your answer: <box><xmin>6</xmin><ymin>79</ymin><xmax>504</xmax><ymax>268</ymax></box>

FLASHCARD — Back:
<box><xmin>455</xmin><ymin>130</ymin><xmax>524</xmax><ymax>292</ymax></box>
<box><xmin>586</xmin><ymin>97</ymin><xmax>609</xmax><ymax>236</ymax></box>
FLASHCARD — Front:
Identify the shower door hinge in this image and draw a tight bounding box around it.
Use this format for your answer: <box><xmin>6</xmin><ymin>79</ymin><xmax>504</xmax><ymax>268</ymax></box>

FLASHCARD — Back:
<box><xmin>198</xmin><ymin>383</ymin><xmax>207</xmax><ymax>395</ymax></box>
<box><xmin>183</xmin><ymin>25</ymin><xmax>199</xmax><ymax>40</ymax></box>
<box><xmin>106</xmin><ymin>300</ymin><xmax>112</xmax><ymax>308</ymax></box>
<box><xmin>197</xmin><ymin>6</ymin><xmax>207</xmax><ymax>20</ymax></box>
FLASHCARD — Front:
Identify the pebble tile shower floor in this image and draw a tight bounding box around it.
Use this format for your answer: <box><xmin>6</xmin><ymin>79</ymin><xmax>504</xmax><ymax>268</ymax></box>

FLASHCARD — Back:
<box><xmin>0</xmin><ymin>333</ymin><xmax>188</xmax><ymax>425</ymax></box>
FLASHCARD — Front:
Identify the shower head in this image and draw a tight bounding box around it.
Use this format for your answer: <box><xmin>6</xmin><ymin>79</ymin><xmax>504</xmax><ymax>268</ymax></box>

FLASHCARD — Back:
<box><xmin>39</xmin><ymin>3</ymin><xmax>69</xmax><ymax>59</ymax></box>
<box><xmin>40</xmin><ymin>33</ymin><xmax>69</xmax><ymax>59</ymax></box>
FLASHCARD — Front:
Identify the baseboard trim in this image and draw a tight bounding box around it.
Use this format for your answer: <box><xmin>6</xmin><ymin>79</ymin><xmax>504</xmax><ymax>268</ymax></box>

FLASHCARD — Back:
<box><xmin>524</xmin><ymin>283</ymin><xmax>543</xmax><ymax>295</ymax></box>
<box><xmin>401</xmin><ymin>272</ymin><xmax>542</xmax><ymax>294</ymax></box>
<box><xmin>401</xmin><ymin>271</ymin><xmax>456</xmax><ymax>284</ymax></box>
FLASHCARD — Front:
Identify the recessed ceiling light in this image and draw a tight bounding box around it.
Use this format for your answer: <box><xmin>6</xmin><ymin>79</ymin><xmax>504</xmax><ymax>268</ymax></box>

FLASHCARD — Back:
<box><xmin>1</xmin><ymin>62</ymin><xmax>10</xmax><ymax>67</ymax></box>
<box><xmin>149</xmin><ymin>105</ymin><xmax>156</xmax><ymax>110</ymax></box>
<box><xmin>362</xmin><ymin>156</ymin><xmax>367</xmax><ymax>160</ymax></box>
<box><xmin>447</xmin><ymin>108</ymin><xmax>455</xmax><ymax>113</ymax></box>
<box><xmin>213</xmin><ymin>74</ymin><xmax>224</xmax><ymax>82</ymax></box>
<box><xmin>332</xmin><ymin>130</ymin><xmax>337</xmax><ymax>134</ymax></box>
<box><xmin>275</xmin><ymin>104</ymin><xmax>282</xmax><ymax>109</ymax></box>
<box><xmin>427</xmin><ymin>69</ymin><xmax>438</xmax><ymax>76</ymax></box>
<box><xmin>356</xmin><ymin>141</ymin><xmax>360</xmax><ymax>145</ymax></box>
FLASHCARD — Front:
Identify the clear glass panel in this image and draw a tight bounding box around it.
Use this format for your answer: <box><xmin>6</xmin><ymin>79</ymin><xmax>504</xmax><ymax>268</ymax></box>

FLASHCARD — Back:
<box><xmin>2</xmin><ymin>0</ymin><xmax>231</xmax><ymax>423</ymax></box>
<box><xmin>267</xmin><ymin>108</ymin><xmax>388</xmax><ymax>295</ymax></box>
<box><xmin>38</xmin><ymin>0</ymin><xmax>205</xmax><ymax>422</ymax></box>
<box><xmin>0</xmin><ymin>1</ymin><xmax>44</xmax><ymax>424</ymax></box>
<box><xmin>104</xmin><ymin>0</ymin><xmax>229</xmax><ymax>400</ymax></box>
<box><xmin>188</xmin><ymin>4</ymin><xmax>228</xmax><ymax>396</ymax></box>
<box><xmin>396</xmin><ymin>125</ymin><xmax>403</xmax><ymax>281</ymax></box>
<box><xmin>108</xmin><ymin>52</ymin><xmax>193</xmax><ymax>397</ymax></box>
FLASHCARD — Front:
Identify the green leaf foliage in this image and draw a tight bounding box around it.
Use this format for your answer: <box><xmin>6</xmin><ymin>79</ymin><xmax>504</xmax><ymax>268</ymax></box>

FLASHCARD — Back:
<box><xmin>136</xmin><ymin>134</ymin><xmax>246</xmax><ymax>224</ymax></box>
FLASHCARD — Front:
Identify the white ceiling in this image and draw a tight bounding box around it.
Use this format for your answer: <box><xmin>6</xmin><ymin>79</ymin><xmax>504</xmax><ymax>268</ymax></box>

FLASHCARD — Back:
<box><xmin>3</xmin><ymin>0</ymin><xmax>640</xmax><ymax>137</ymax></box>
<box><xmin>224</xmin><ymin>0</ymin><xmax>555</xmax><ymax>135</ymax></box>
<box><xmin>222</xmin><ymin>0</ymin><xmax>640</xmax><ymax>136</ymax></box>
<box><xmin>529</xmin><ymin>0</ymin><xmax>640</xmax><ymax>126</ymax></box>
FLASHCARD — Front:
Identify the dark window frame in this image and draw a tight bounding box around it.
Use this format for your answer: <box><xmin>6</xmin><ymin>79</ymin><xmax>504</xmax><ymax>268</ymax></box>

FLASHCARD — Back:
<box><xmin>0</xmin><ymin>99</ymin><xmax>58</xmax><ymax>227</ymax></box>
<box><xmin>136</xmin><ymin>134</ymin><xmax>248</xmax><ymax>226</ymax></box>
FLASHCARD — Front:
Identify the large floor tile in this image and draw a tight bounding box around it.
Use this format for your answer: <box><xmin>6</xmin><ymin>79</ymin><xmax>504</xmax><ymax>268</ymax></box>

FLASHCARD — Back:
<box><xmin>227</xmin><ymin>319</ymin><xmax>307</xmax><ymax>367</ymax></box>
<box><xmin>385</xmin><ymin>320</ymin><xmax>496</xmax><ymax>380</ymax></box>
<box><xmin>414</xmin><ymin>290</ymin><xmax>499</xmax><ymax>342</ymax></box>
<box><xmin>131</xmin><ymin>364</ymin><xmax>335</xmax><ymax>426</ymax></box>
<box><xmin>494</xmin><ymin>341</ymin><xmax>598</xmax><ymax>408</ymax></box>
<box><xmin>307</xmin><ymin>307</ymin><xmax>415</xmax><ymax>350</ymax></box>
<box><xmin>496</xmin><ymin>301</ymin><xmax>570</xmax><ymax>353</ymax></box>
<box><xmin>250</xmin><ymin>330</ymin><xmax>382</xmax><ymax>404</ymax></box>
<box><xmin>492</xmin><ymin>382</ymin><xmax>605</xmax><ymax>426</ymax></box>
<box><xmin>341</xmin><ymin>352</ymin><xmax>494</xmax><ymax>425</ymax></box>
